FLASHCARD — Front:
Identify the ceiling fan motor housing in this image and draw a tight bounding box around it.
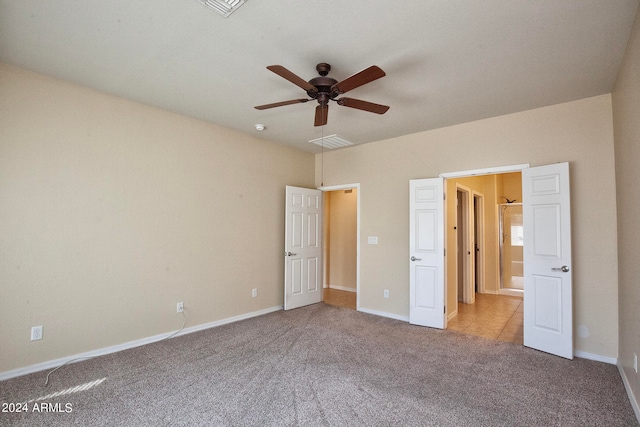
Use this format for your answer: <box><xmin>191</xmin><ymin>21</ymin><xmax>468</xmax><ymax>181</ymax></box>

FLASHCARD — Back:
<box><xmin>255</xmin><ymin>62</ymin><xmax>388</xmax><ymax>125</ymax></box>
<box><xmin>308</xmin><ymin>76</ymin><xmax>339</xmax><ymax>102</ymax></box>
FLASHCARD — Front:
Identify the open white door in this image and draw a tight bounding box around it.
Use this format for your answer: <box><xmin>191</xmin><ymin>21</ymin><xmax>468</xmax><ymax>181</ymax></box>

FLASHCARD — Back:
<box><xmin>522</xmin><ymin>162</ymin><xmax>573</xmax><ymax>359</ymax></box>
<box><xmin>284</xmin><ymin>186</ymin><xmax>323</xmax><ymax>310</ymax></box>
<box><xmin>409</xmin><ymin>178</ymin><xmax>445</xmax><ymax>328</ymax></box>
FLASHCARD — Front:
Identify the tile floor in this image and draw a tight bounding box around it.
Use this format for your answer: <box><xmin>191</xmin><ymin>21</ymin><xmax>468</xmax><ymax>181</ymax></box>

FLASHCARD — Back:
<box><xmin>323</xmin><ymin>287</ymin><xmax>356</xmax><ymax>310</ymax></box>
<box><xmin>323</xmin><ymin>288</ymin><xmax>523</xmax><ymax>345</ymax></box>
<box><xmin>447</xmin><ymin>293</ymin><xmax>524</xmax><ymax>344</ymax></box>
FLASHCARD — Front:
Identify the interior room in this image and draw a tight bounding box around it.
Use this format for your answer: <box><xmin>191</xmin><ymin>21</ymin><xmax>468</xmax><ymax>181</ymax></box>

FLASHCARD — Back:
<box><xmin>1</xmin><ymin>1</ymin><xmax>639</xmax><ymax>425</ymax></box>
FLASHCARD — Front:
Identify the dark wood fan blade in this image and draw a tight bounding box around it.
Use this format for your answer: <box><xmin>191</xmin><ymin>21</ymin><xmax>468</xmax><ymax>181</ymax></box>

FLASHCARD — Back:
<box><xmin>267</xmin><ymin>65</ymin><xmax>318</xmax><ymax>93</ymax></box>
<box><xmin>314</xmin><ymin>104</ymin><xmax>328</xmax><ymax>126</ymax></box>
<box><xmin>332</xmin><ymin>66</ymin><xmax>386</xmax><ymax>94</ymax></box>
<box><xmin>254</xmin><ymin>99</ymin><xmax>310</xmax><ymax>110</ymax></box>
<box><xmin>336</xmin><ymin>97</ymin><xmax>389</xmax><ymax>114</ymax></box>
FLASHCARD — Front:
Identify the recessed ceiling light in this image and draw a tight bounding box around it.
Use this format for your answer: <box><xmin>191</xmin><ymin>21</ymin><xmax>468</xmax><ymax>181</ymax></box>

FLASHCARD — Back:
<box><xmin>255</xmin><ymin>124</ymin><xmax>265</xmax><ymax>131</ymax></box>
<box><xmin>195</xmin><ymin>0</ymin><xmax>247</xmax><ymax>18</ymax></box>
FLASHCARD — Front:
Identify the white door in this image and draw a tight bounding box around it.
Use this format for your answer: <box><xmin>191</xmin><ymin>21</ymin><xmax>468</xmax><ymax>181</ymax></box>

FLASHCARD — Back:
<box><xmin>409</xmin><ymin>178</ymin><xmax>446</xmax><ymax>328</ymax></box>
<box><xmin>284</xmin><ymin>186</ymin><xmax>323</xmax><ymax>310</ymax></box>
<box><xmin>522</xmin><ymin>162</ymin><xmax>573</xmax><ymax>359</ymax></box>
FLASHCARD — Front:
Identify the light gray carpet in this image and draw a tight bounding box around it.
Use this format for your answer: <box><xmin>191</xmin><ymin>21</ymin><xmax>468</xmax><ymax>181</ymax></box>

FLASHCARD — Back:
<box><xmin>1</xmin><ymin>303</ymin><xmax>637</xmax><ymax>426</ymax></box>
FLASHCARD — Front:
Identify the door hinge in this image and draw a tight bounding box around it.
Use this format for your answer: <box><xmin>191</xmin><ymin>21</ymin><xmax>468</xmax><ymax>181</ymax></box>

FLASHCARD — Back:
<box><xmin>444</xmin><ymin>305</ymin><xmax>446</xmax><ymax>314</ymax></box>
<box><xmin>444</xmin><ymin>248</ymin><xmax>446</xmax><ymax>256</ymax></box>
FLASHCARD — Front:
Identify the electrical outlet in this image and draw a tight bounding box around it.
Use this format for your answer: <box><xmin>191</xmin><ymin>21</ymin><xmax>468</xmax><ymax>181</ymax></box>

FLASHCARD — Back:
<box><xmin>31</xmin><ymin>325</ymin><xmax>43</xmax><ymax>341</ymax></box>
<box><xmin>176</xmin><ymin>302</ymin><xmax>184</xmax><ymax>313</ymax></box>
<box><xmin>634</xmin><ymin>353</ymin><xmax>637</xmax><ymax>374</ymax></box>
<box><xmin>383</xmin><ymin>290</ymin><xmax>389</xmax><ymax>298</ymax></box>
<box><xmin>252</xmin><ymin>288</ymin><xmax>258</xmax><ymax>298</ymax></box>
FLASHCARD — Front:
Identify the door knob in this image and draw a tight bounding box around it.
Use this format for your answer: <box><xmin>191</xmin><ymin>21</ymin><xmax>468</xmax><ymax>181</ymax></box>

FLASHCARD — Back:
<box><xmin>285</xmin><ymin>251</ymin><xmax>297</xmax><ymax>257</ymax></box>
<box><xmin>411</xmin><ymin>256</ymin><xmax>422</xmax><ymax>261</ymax></box>
<box><xmin>551</xmin><ymin>265</ymin><xmax>570</xmax><ymax>272</ymax></box>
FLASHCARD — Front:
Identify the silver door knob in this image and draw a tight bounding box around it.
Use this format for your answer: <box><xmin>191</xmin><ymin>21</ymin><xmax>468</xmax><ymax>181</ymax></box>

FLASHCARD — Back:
<box><xmin>411</xmin><ymin>256</ymin><xmax>422</xmax><ymax>261</ymax></box>
<box><xmin>551</xmin><ymin>265</ymin><xmax>570</xmax><ymax>272</ymax></box>
<box><xmin>285</xmin><ymin>251</ymin><xmax>297</xmax><ymax>257</ymax></box>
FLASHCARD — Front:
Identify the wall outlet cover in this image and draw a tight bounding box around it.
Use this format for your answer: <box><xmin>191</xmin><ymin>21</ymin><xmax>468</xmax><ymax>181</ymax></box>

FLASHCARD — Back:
<box><xmin>31</xmin><ymin>325</ymin><xmax>43</xmax><ymax>341</ymax></box>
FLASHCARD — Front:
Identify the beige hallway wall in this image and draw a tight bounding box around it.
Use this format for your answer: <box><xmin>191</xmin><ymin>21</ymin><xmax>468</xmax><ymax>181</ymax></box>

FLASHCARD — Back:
<box><xmin>316</xmin><ymin>94</ymin><xmax>618</xmax><ymax>358</ymax></box>
<box><xmin>326</xmin><ymin>189</ymin><xmax>357</xmax><ymax>291</ymax></box>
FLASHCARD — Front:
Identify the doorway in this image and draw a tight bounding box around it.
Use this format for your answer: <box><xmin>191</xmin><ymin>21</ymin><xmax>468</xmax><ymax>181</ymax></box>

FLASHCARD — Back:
<box><xmin>321</xmin><ymin>185</ymin><xmax>359</xmax><ymax>310</ymax></box>
<box><xmin>409</xmin><ymin>163</ymin><xmax>573</xmax><ymax>357</ymax></box>
<box><xmin>456</xmin><ymin>185</ymin><xmax>474</xmax><ymax>304</ymax></box>
<box><xmin>499</xmin><ymin>203</ymin><xmax>524</xmax><ymax>296</ymax></box>
<box><xmin>447</xmin><ymin>171</ymin><xmax>523</xmax><ymax>343</ymax></box>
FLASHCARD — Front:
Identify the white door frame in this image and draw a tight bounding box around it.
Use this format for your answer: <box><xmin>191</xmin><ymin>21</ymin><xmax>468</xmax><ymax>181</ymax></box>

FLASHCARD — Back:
<box><xmin>455</xmin><ymin>184</ymin><xmax>474</xmax><ymax>304</ymax></box>
<box><xmin>441</xmin><ymin>164</ymin><xmax>530</xmax><ymax>179</ymax></box>
<box><xmin>473</xmin><ymin>191</ymin><xmax>485</xmax><ymax>294</ymax></box>
<box><xmin>318</xmin><ymin>183</ymin><xmax>361</xmax><ymax>311</ymax></box>
<box><xmin>442</xmin><ymin>166</ymin><xmax>528</xmax><ymax>305</ymax></box>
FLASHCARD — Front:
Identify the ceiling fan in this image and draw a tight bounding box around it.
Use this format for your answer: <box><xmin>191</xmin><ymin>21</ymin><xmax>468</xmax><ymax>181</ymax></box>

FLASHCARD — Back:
<box><xmin>254</xmin><ymin>63</ymin><xmax>389</xmax><ymax>126</ymax></box>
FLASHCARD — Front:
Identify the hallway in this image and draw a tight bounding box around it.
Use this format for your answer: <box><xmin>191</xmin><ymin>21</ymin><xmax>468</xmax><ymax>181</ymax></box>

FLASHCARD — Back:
<box><xmin>323</xmin><ymin>288</ymin><xmax>356</xmax><ymax>310</ymax></box>
<box><xmin>447</xmin><ymin>293</ymin><xmax>523</xmax><ymax>344</ymax></box>
<box><xmin>324</xmin><ymin>289</ymin><xmax>523</xmax><ymax>345</ymax></box>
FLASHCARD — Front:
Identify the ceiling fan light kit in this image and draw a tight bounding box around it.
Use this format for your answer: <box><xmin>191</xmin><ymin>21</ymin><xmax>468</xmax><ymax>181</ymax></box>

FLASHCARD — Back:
<box><xmin>255</xmin><ymin>63</ymin><xmax>389</xmax><ymax>126</ymax></box>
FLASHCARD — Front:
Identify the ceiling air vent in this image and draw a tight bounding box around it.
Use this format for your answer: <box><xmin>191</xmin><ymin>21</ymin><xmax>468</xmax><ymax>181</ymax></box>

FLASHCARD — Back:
<box><xmin>195</xmin><ymin>0</ymin><xmax>247</xmax><ymax>17</ymax></box>
<box><xmin>309</xmin><ymin>134</ymin><xmax>354</xmax><ymax>150</ymax></box>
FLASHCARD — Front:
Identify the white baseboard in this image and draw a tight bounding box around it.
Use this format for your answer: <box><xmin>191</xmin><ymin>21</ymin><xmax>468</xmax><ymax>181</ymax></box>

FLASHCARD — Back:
<box><xmin>0</xmin><ymin>305</ymin><xmax>283</xmax><ymax>382</ymax></box>
<box><xmin>618</xmin><ymin>361</ymin><xmax>640</xmax><ymax>423</ymax></box>
<box><xmin>358</xmin><ymin>307</ymin><xmax>409</xmax><ymax>322</ymax></box>
<box><xmin>573</xmin><ymin>350</ymin><xmax>617</xmax><ymax>365</ymax></box>
<box><xmin>498</xmin><ymin>288</ymin><xmax>523</xmax><ymax>297</ymax></box>
<box><xmin>328</xmin><ymin>285</ymin><xmax>356</xmax><ymax>293</ymax></box>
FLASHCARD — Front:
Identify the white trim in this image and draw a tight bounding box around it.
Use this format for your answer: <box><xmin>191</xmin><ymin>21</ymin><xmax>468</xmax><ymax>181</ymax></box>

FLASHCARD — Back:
<box><xmin>440</xmin><ymin>163</ymin><xmax>530</xmax><ymax>179</ymax></box>
<box><xmin>0</xmin><ymin>305</ymin><xmax>283</xmax><ymax>382</ymax></box>
<box><xmin>358</xmin><ymin>307</ymin><xmax>409</xmax><ymax>322</ymax></box>
<box><xmin>498</xmin><ymin>288</ymin><xmax>524</xmax><ymax>297</ymax></box>
<box><xmin>472</xmin><ymin>191</ymin><xmax>485</xmax><ymax>294</ymax></box>
<box><xmin>618</xmin><ymin>362</ymin><xmax>640</xmax><ymax>423</ymax></box>
<box><xmin>455</xmin><ymin>184</ymin><xmax>473</xmax><ymax>304</ymax></box>
<box><xmin>573</xmin><ymin>350</ymin><xmax>617</xmax><ymax>365</ymax></box>
<box><xmin>318</xmin><ymin>183</ymin><xmax>361</xmax><ymax>311</ymax></box>
<box><xmin>328</xmin><ymin>285</ymin><xmax>357</xmax><ymax>293</ymax></box>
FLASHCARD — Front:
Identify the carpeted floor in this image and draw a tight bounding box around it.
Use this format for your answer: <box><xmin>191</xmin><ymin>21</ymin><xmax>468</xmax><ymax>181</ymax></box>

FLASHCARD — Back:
<box><xmin>1</xmin><ymin>303</ymin><xmax>637</xmax><ymax>426</ymax></box>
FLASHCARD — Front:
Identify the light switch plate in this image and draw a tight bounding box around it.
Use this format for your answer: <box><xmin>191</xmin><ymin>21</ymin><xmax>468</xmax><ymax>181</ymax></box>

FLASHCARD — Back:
<box><xmin>368</xmin><ymin>236</ymin><xmax>378</xmax><ymax>245</ymax></box>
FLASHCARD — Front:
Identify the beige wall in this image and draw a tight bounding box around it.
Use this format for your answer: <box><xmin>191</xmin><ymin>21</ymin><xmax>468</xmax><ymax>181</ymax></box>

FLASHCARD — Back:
<box><xmin>326</xmin><ymin>189</ymin><xmax>358</xmax><ymax>291</ymax></box>
<box><xmin>497</xmin><ymin>172</ymin><xmax>522</xmax><ymax>203</ymax></box>
<box><xmin>316</xmin><ymin>94</ymin><xmax>619</xmax><ymax>358</ymax></box>
<box><xmin>612</xmin><ymin>6</ymin><xmax>640</xmax><ymax>413</ymax></box>
<box><xmin>0</xmin><ymin>64</ymin><xmax>315</xmax><ymax>373</ymax></box>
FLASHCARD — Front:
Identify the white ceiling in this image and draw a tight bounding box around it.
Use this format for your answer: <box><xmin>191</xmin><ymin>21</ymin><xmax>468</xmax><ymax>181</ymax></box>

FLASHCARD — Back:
<box><xmin>1</xmin><ymin>0</ymin><xmax>638</xmax><ymax>153</ymax></box>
